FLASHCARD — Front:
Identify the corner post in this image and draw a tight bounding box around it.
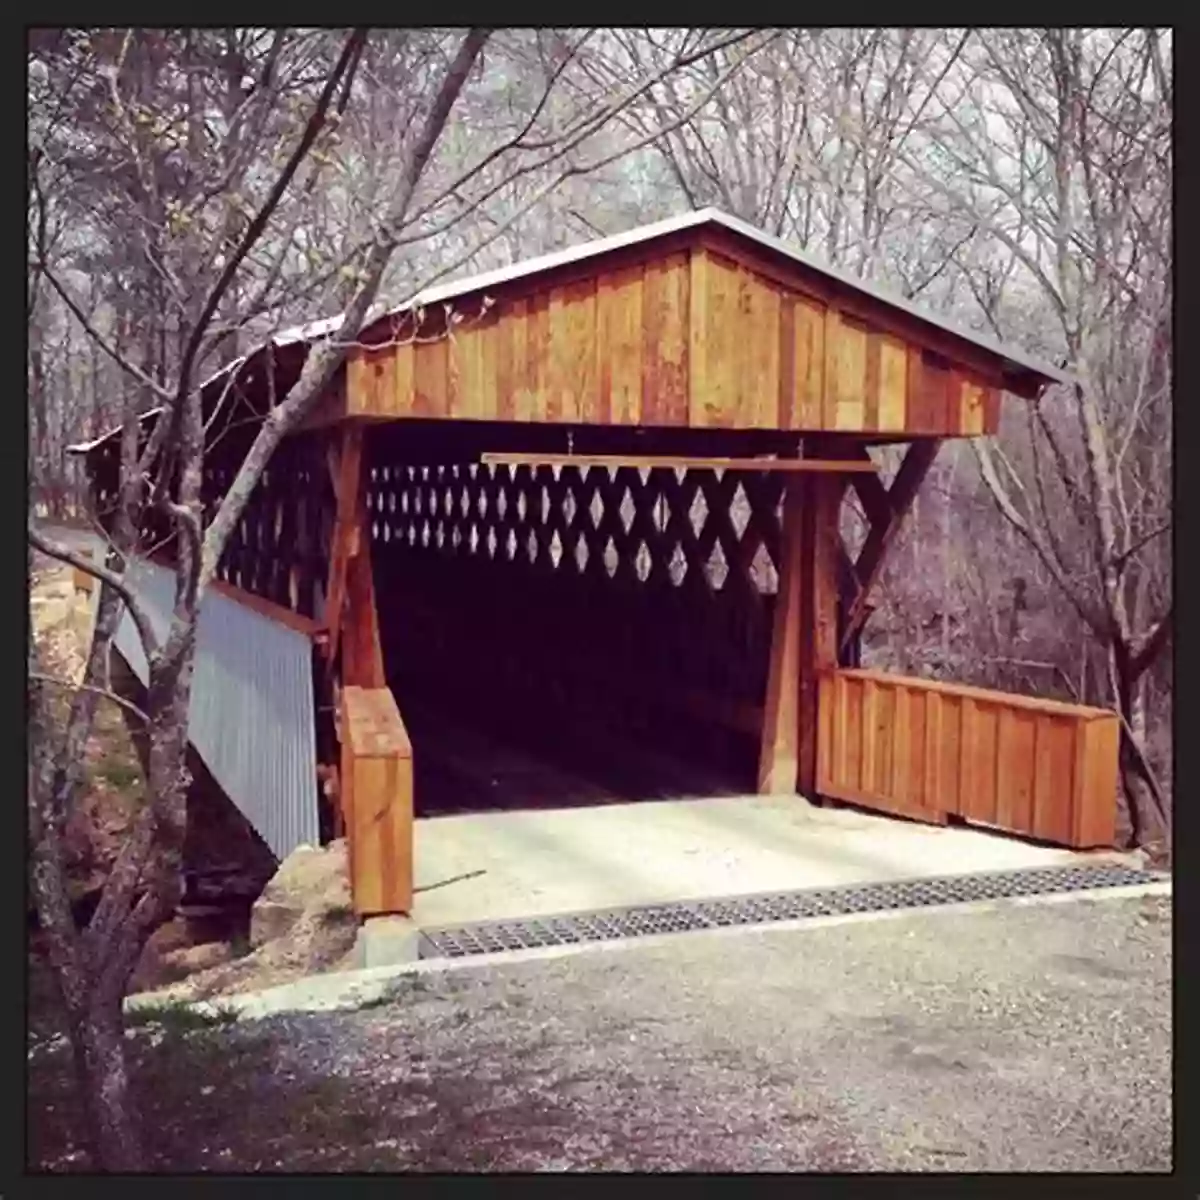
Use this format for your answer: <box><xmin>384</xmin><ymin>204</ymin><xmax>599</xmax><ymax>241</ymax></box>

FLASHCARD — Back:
<box><xmin>758</xmin><ymin>470</ymin><xmax>844</xmax><ymax>798</ymax></box>
<box><xmin>326</xmin><ymin>422</ymin><xmax>412</xmax><ymax>916</ymax></box>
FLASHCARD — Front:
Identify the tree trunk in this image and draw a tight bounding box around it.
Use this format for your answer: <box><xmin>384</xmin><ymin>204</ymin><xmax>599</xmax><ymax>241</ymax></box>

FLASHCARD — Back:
<box><xmin>75</xmin><ymin>992</ymin><xmax>143</xmax><ymax>1170</ymax></box>
<box><xmin>1108</xmin><ymin>641</ymin><xmax>1168</xmax><ymax>852</ymax></box>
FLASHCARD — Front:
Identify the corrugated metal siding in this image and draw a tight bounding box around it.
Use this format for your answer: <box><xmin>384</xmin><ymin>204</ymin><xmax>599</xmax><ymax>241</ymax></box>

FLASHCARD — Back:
<box><xmin>112</xmin><ymin>558</ymin><xmax>319</xmax><ymax>861</ymax></box>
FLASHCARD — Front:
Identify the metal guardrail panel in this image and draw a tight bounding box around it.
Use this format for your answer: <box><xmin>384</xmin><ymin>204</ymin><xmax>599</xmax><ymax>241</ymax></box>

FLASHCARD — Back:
<box><xmin>112</xmin><ymin>559</ymin><xmax>319</xmax><ymax>861</ymax></box>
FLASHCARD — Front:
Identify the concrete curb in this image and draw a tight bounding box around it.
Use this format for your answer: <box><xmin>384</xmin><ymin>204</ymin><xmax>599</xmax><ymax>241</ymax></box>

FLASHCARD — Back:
<box><xmin>125</xmin><ymin>879</ymin><xmax>1170</xmax><ymax>1025</ymax></box>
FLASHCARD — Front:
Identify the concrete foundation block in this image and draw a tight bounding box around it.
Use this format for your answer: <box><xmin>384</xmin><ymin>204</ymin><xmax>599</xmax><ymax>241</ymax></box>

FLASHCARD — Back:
<box><xmin>355</xmin><ymin>915</ymin><xmax>421</xmax><ymax>969</ymax></box>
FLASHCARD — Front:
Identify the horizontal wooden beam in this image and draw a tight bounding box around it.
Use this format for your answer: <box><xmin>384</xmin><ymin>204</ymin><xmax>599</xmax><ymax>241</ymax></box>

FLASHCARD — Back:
<box><xmin>827</xmin><ymin>667</ymin><xmax>1116</xmax><ymax>721</ymax></box>
<box><xmin>208</xmin><ymin>578</ymin><xmax>325</xmax><ymax>638</ymax></box>
<box><xmin>480</xmin><ymin>452</ymin><xmax>879</xmax><ymax>474</ymax></box>
<box><xmin>143</xmin><ymin>546</ymin><xmax>324</xmax><ymax>638</ymax></box>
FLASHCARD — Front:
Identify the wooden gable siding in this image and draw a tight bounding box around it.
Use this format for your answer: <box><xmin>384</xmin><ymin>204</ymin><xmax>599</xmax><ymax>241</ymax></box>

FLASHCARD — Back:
<box><xmin>346</xmin><ymin>236</ymin><xmax>1002</xmax><ymax>438</ymax></box>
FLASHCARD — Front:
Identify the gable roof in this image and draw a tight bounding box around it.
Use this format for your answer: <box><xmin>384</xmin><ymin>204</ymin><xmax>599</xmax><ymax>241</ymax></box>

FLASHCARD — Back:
<box><xmin>367</xmin><ymin>207</ymin><xmax>1073</xmax><ymax>392</ymax></box>
<box><xmin>68</xmin><ymin>207</ymin><xmax>1072</xmax><ymax>455</ymax></box>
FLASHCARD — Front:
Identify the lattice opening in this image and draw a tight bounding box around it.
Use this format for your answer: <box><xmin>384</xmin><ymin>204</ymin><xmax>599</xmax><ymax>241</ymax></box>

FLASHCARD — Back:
<box><xmin>364</xmin><ymin>457</ymin><xmax>786</xmax><ymax>599</ymax></box>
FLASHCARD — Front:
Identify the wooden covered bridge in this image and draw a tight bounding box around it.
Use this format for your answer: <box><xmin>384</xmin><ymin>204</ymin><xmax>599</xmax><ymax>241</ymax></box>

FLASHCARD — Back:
<box><xmin>71</xmin><ymin>208</ymin><xmax>1121</xmax><ymax>920</ymax></box>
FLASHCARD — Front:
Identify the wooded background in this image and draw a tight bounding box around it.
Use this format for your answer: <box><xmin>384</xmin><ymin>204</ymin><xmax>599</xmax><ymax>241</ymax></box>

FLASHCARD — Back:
<box><xmin>28</xmin><ymin>28</ymin><xmax>1172</xmax><ymax>835</ymax></box>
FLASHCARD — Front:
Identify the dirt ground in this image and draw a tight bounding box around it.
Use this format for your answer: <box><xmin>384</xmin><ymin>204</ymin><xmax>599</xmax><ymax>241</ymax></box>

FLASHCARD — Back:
<box><xmin>27</xmin><ymin>891</ymin><xmax>1172</xmax><ymax>1173</ymax></box>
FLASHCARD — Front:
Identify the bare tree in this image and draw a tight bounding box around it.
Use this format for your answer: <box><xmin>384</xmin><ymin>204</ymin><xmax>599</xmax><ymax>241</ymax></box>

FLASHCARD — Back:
<box><xmin>904</xmin><ymin>29</ymin><xmax>1173</xmax><ymax>847</ymax></box>
<box><xmin>26</xmin><ymin>25</ymin><xmax>775</xmax><ymax>1168</ymax></box>
<box><xmin>612</xmin><ymin>26</ymin><xmax>1172</xmax><ymax>849</ymax></box>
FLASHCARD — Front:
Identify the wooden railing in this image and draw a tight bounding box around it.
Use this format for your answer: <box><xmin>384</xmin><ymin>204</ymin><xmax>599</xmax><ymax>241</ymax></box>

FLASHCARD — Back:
<box><xmin>340</xmin><ymin>685</ymin><xmax>413</xmax><ymax>915</ymax></box>
<box><xmin>816</xmin><ymin>668</ymin><xmax>1120</xmax><ymax>849</ymax></box>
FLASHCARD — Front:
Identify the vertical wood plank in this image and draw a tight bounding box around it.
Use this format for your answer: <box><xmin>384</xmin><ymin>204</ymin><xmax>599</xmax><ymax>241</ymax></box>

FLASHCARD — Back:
<box><xmin>843</xmin><ymin>675</ymin><xmax>863</xmax><ymax>792</ymax></box>
<box><xmin>835</xmin><ymin>317</ymin><xmax>868</xmax><ymax>430</ymax></box>
<box><xmin>833</xmin><ymin>673</ymin><xmax>852</xmax><ymax>787</ymax></box>
<box><xmin>922</xmin><ymin>689</ymin><xmax>943</xmax><ymax>812</ymax></box>
<box><xmin>964</xmin><ymin>700</ymin><xmax>999</xmax><ymax>825</ymax></box>
<box><xmin>878</xmin><ymin>337</ymin><xmax>908</xmax><ymax>432</ymax></box>
<box><xmin>799</xmin><ymin>473</ymin><xmax>844</xmax><ymax>798</ymax></box>
<box><xmin>996</xmin><ymin>708</ymin><xmax>1036</xmax><ymax>832</ymax></box>
<box><xmin>393</xmin><ymin>341</ymin><xmax>415</xmax><ymax>416</ymax></box>
<box><xmin>1032</xmin><ymin>714</ymin><xmax>1076</xmax><ymax>844</ymax></box>
<box><xmin>859</xmin><ymin>677</ymin><xmax>878</xmax><ymax>794</ymax></box>
<box><xmin>375</xmin><ymin>349</ymin><xmax>397</xmax><ymax>419</ymax></box>
<box><xmin>445</xmin><ymin>324</ymin><xmax>466</xmax><ymax>419</ymax></box>
<box><xmin>792</xmin><ymin>300</ymin><xmax>826</xmax><ymax>429</ymax></box>
<box><xmin>346</xmin><ymin>354</ymin><xmax>369</xmax><ymax>418</ymax></box>
<box><xmin>495</xmin><ymin>305</ymin><xmax>515</xmax><ymax>421</ymax></box>
<box><xmin>821</xmin><ymin>307</ymin><xmax>843</xmax><ymax>429</ymax></box>
<box><xmin>687</xmin><ymin>246</ymin><xmax>711</xmax><ymax>427</ymax></box>
<box><xmin>701</xmin><ymin>254</ymin><xmax>740</xmax><ymax>427</ymax></box>
<box><xmin>738</xmin><ymin>270</ymin><xmax>781</xmax><ymax>429</ymax></box>
<box><xmin>912</xmin><ymin>357</ymin><xmax>951</xmax><ymax>434</ymax></box>
<box><xmin>507</xmin><ymin>297</ymin><xmax>531</xmax><ymax>421</ymax></box>
<box><xmin>546</xmin><ymin>285</ymin><xmax>570</xmax><ymax>423</ymax></box>
<box><xmin>615</xmin><ymin>266</ymin><xmax>645</xmax><ymax>426</ymax></box>
<box><xmin>413</xmin><ymin>332</ymin><xmax>448</xmax><ymax>418</ymax></box>
<box><xmin>758</xmin><ymin>475</ymin><xmax>804</xmax><ymax>794</ymax></box>
<box><xmin>450</xmin><ymin>324</ymin><xmax>477</xmax><ymax>420</ymax></box>
<box><xmin>874</xmin><ymin>681</ymin><xmax>896</xmax><ymax>799</ymax></box>
<box><xmin>945</xmin><ymin>370</ymin><xmax>968</xmax><ymax>435</ymax></box>
<box><xmin>960</xmin><ymin>378</ymin><xmax>986</xmax><ymax>436</ymax></box>
<box><xmin>816</xmin><ymin>671</ymin><xmax>835</xmax><ymax>792</ymax></box>
<box><xmin>644</xmin><ymin>253</ymin><xmax>689</xmax><ymax>426</ymax></box>
<box><xmin>560</xmin><ymin>276</ymin><xmax>598</xmax><ymax>423</ymax></box>
<box><xmin>939</xmin><ymin>693</ymin><xmax>962</xmax><ymax>815</ymax></box>
<box><xmin>863</xmin><ymin>331</ymin><xmax>883</xmax><ymax>431</ymax></box>
<box><xmin>777</xmin><ymin>293</ymin><xmax>797</xmax><ymax>429</ymax></box>
<box><xmin>905</xmin><ymin>350</ymin><xmax>932</xmax><ymax>434</ymax></box>
<box><xmin>1073</xmin><ymin>716</ymin><xmax>1120</xmax><ymax>847</ymax></box>
<box><xmin>890</xmin><ymin>683</ymin><xmax>911</xmax><ymax>805</ymax></box>
<box><xmin>524</xmin><ymin>294</ymin><xmax>550</xmax><ymax>423</ymax></box>
<box><xmin>907</xmin><ymin>682</ymin><xmax>927</xmax><ymax>808</ymax></box>
<box><xmin>475</xmin><ymin>316</ymin><xmax>499</xmax><ymax>421</ymax></box>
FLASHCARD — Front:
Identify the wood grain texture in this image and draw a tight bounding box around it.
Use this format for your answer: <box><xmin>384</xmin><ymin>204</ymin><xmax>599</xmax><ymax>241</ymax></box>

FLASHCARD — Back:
<box><xmin>341</xmin><ymin>232</ymin><xmax>1013</xmax><ymax>436</ymax></box>
<box><xmin>791</xmin><ymin>300</ymin><xmax>826</xmax><ymax>429</ymax></box>
<box><xmin>598</xmin><ymin>266</ymin><xmax>644</xmax><ymax>425</ymax></box>
<box><xmin>341</xmin><ymin>685</ymin><xmax>413</xmax><ymax>916</ymax></box>
<box><xmin>738</xmin><ymin>268</ymin><xmax>781</xmax><ymax>428</ymax></box>
<box><xmin>697</xmin><ymin>251</ymin><xmax>741</xmax><ymax>427</ymax></box>
<box><xmin>877</xmin><ymin>336</ymin><xmax>908</xmax><ymax>432</ymax></box>
<box><xmin>757</xmin><ymin>476</ymin><xmax>804</xmax><ymax>794</ymax></box>
<box><xmin>833</xmin><ymin>319</ymin><xmax>869</xmax><ymax>431</ymax></box>
<box><xmin>687</xmin><ymin>247</ymin><xmax>711</xmax><ymax>427</ymax></box>
<box><xmin>643</xmin><ymin>253</ymin><xmax>689</xmax><ymax>426</ymax></box>
<box><xmin>815</xmin><ymin>669</ymin><xmax>1120</xmax><ymax>848</ymax></box>
<box><xmin>1074</xmin><ymin>716</ymin><xmax>1120</xmax><ymax>847</ymax></box>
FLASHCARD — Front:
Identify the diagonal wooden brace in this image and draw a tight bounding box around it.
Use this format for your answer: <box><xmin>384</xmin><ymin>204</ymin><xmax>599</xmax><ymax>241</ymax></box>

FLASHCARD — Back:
<box><xmin>838</xmin><ymin>439</ymin><xmax>941</xmax><ymax>658</ymax></box>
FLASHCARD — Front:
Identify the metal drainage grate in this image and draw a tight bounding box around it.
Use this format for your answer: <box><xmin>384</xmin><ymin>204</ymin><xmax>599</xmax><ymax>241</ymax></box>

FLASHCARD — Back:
<box><xmin>417</xmin><ymin>862</ymin><xmax>1163</xmax><ymax>960</ymax></box>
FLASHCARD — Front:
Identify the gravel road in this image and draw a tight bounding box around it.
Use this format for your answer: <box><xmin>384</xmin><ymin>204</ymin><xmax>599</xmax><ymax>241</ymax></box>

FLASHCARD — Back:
<box><xmin>210</xmin><ymin>891</ymin><xmax>1171</xmax><ymax>1172</ymax></box>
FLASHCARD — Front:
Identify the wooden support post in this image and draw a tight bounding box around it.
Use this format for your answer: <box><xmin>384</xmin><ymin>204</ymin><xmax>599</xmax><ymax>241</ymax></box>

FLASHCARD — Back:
<box><xmin>340</xmin><ymin>686</ymin><xmax>413</xmax><ymax>915</ymax></box>
<box><xmin>322</xmin><ymin>425</ymin><xmax>365</xmax><ymax>670</ymax></box>
<box><xmin>343</xmin><ymin>526</ymin><xmax>386</xmax><ymax>688</ymax></box>
<box><xmin>758</xmin><ymin>476</ymin><xmax>805</xmax><ymax>794</ymax></box>
<box><xmin>322</xmin><ymin>423</ymin><xmax>407</xmax><ymax>913</ymax></box>
<box><xmin>758</xmin><ymin>471</ymin><xmax>845</xmax><ymax>797</ymax></box>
